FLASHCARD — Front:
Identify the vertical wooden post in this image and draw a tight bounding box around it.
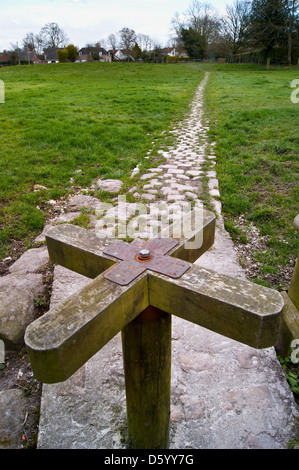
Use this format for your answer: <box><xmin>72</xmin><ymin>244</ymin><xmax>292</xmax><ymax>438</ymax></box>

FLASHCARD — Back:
<box><xmin>267</xmin><ymin>57</ymin><xmax>271</xmax><ymax>70</ymax></box>
<box><xmin>276</xmin><ymin>214</ymin><xmax>299</xmax><ymax>357</ymax></box>
<box><xmin>289</xmin><ymin>257</ymin><xmax>299</xmax><ymax>311</ymax></box>
<box><xmin>288</xmin><ymin>215</ymin><xmax>299</xmax><ymax>311</ymax></box>
<box><xmin>122</xmin><ymin>306</ymin><xmax>172</xmax><ymax>449</ymax></box>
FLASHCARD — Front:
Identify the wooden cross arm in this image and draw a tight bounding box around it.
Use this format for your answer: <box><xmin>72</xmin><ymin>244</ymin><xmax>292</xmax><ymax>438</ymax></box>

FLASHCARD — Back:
<box><xmin>25</xmin><ymin>209</ymin><xmax>216</xmax><ymax>383</ymax></box>
<box><xmin>44</xmin><ymin>208</ymin><xmax>216</xmax><ymax>279</ymax></box>
<box><xmin>25</xmin><ymin>273</ymin><xmax>148</xmax><ymax>383</ymax></box>
<box><xmin>45</xmin><ymin>223</ymin><xmax>116</xmax><ymax>279</ymax></box>
<box><xmin>25</xmin><ymin>209</ymin><xmax>283</xmax><ymax>384</ymax></box>
<box><xmin>25</xmin><ymin>266</ymin><xmax>283</xmax><ymax>384</ymax></box>
<box><xmin>148</xmin><ymin>266</ymin><xmax>284</xmax><ymax>350</ymax></box>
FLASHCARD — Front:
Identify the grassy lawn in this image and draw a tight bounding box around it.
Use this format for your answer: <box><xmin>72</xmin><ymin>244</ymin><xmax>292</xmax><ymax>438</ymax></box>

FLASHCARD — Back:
<box><xmin>0</xmin><ymin>61</ymin><xmax>298</xmax><ymax>446</ymax></box>
<box><xmin>203</xmin><ymin>64</ymin><xmax>299</xmax><ymax>290</ymax></box>
<box><xmin>0</xmin><ymin>62</ymin><xmax>298</xmax><ymax>292</ymax></box>
<box><xmin>0</xmin><ymin>62</ymin><xmax>204</xmax><ymax>258</ymax></box>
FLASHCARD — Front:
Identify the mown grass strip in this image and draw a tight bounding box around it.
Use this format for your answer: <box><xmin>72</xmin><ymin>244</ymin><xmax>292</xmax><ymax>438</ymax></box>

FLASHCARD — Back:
<box><xmin>203</xmin><ymin>64</ymin><xmax>299</xmax><ymax>289</ymax></box>
<box><xmin>0</xmin><ymin>62</ymin><xmax>204</xmax><ymax>258</ymax></box>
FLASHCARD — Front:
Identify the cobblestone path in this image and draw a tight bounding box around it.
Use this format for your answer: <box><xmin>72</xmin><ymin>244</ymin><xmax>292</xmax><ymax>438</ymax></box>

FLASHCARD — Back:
<box><xmin>36</xmin><ymin>73</ymin><xmax>298</xmax><ymax>449</ymax></box>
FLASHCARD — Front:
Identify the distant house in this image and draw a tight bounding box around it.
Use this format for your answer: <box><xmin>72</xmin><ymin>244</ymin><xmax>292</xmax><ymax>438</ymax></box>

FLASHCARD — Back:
<box><xmin>161</xmin><ymin>47</ymin><xmax>189</xmax><ymax>58</ymax></box>
<box><xmin>161</xmin><ymin>47</ymin><xmax>174</xmax><ymax>56</ymax></box>
<box><xmin>113</xmin><ymin>49</ymin><xmax>132</xmax><ymax>61</ymax></box>
<box><xmin>0</xmin><ymin>50</ymin><xmax>11</xmax><ymax>63</ymax></box>
<box><xmin>76</xmin><ymin>47</ymin><xmax>111</xmax><ymax>62</ymax></box>
<box><xmin>98</xmin><ymin>48</ymin><xmax>111</xmax><ymax>62</ymax></box>
<box><xmin>0</xmin><ymin>49</ymin><xmax>40</xmax><ymax>65</ymax></box>
<box><xmin>44</xmin><ymin>48</ymin><xmax>60</xmax><ymax>63</ymax></box>
<box><xmin>19</xmin><ymin>50</ymin><xmax>39</xmax><ymax>64</ymax></box>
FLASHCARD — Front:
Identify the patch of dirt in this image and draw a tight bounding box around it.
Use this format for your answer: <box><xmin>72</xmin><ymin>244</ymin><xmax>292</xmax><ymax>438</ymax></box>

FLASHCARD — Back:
<box><xmin>0</xmin><ymin>188</ymin><xmax>82</xmax><ymax>277</ymax></box>
<box><xmin>0</xmin><ymin>241</ymin><xmax>27</xmax><ymax>277</ymax></box>
<box><xmin>0</xmin><ymin>348</ymin><xmax>42</xmax><ymax>449</ymax></box>
<box><xmin>0</xmin><ymin>264</ymin><xmax>53</xmax><ymax>449</ymax></box>
<box><xmin>0</xmin><ymin>191</ymin><xmax>296</xmax><ymax>448</ymax></box>
<box><xmin>231</xmin><ymin>216</ymin><xmax>295</xmax><ymax>290</ymax></box>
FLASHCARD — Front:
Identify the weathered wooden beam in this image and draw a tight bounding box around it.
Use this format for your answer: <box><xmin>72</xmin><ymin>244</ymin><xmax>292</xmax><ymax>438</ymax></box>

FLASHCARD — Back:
<box><xmin>25</xmin><ymin>273</ymin><xmax>148</xmax><ymax>383</ymax></box>
<box><xmin>289</xmin><ymin>260</ymin><xmax>299</xmax><ymax>312</ymax></box>
<box><xmin>27</xmin><ymin>209</ymin><xmax>215</xmax><ymax>385</ymax></box>
<box><xmin>288</xmin><ymin>214</ymin><xmax>299</xmax><ymax>311</ymax></box>
<box><xmin>276</xmin><ymin>214</ymin><xmax>299</xmax><ymax>357</ymax></box>
<box><xmin>276</xmin><ymin>292</ymin><xmax>299</xmax><ymax>357</ymax></box>
<box><xmin>162</xmin><ymin>207</ymin><xmax>216</xmax><ymax>263</ymax></box>
<box><xmin>45</xmin><ymin>207</ymin><xmax>216</xmax><ymax>279</ymax></box>
<box><xmin>45</xmin><ymin>224</ymin><xmax>116</xmax><ymax>279</ymax></box>
<box><xmin>148</xmin><ymin>265</ymin><xmax>284</xmax><ymax>349</ymax></box>
<box><xmin>122</xmin><ymin>306</ymin><xmax>171</xmax><ymax>449</ymax></box>
<box><xmin>25</xmin><ymin>208</ymin><xmax>286</xmax><ymax>450</ymax></box>
<box><xmin>26</xmin><ymin>230</ymin><xmax>283</xmax><ymax>384</ymax></box>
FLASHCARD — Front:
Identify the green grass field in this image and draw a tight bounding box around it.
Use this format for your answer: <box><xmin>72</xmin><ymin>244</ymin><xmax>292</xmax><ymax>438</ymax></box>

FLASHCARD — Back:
<box><xmin>0</xmin><ymin>62</ymin><xmax>204</xmax><ymax>257</ymax></box>
<box><xmin>0</xmin><ymin>62</ymin><xmax>298</xmax><ymax>292</ymax></box>
<box><xmin>202</xmin><ymin>64</ymin><xmax>299</xmax><ymax>289</ymax></box>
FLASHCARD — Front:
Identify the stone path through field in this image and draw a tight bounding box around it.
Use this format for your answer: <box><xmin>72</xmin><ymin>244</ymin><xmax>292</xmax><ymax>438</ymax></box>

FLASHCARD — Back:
<box><xmin>37</xmin><ymin>72</ymin><xmax>298</xmax><ymax>449</ymax></box>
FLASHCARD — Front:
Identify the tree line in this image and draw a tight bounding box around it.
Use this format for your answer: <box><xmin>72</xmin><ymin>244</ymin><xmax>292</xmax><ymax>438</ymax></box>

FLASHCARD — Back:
<box><xmin>172</xmin><ymin>0</ymin><xmax>299</xmax><ymax>64</ymax></box>
<box><xmin>6</xmin><ymin>0</ymin><xmax>299</xmax><ymax>65</ymax></box>
<box><xmin>7</xmin><ymin>23</ymin><xmax>167</xmax><ymax>64</ymax></box>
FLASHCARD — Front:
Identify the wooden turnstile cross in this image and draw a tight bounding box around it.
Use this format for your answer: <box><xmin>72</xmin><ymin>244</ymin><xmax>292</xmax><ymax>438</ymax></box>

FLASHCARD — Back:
<box><xmin>25</xmin><ymin>209</ymin><xmax>284</xmax><ymax>449</ymax></box>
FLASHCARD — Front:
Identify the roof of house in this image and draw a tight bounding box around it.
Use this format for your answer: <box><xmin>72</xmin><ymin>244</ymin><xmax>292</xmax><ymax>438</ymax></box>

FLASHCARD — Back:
<box><xmin>45</xmin><ymin>48</ymin><xmax>59</xmax><ymax>60</ymax></box>
<box><xmin>161</xmin><ymin>47</ymin><xmax>174</xmax><ymax>54</ymax></box>
<box><xmin>161</xmin><ymin>47</ymin><xmax>189</xmax><ymax>57</ymax></box>
<box><xmin>19</xmin><ymin>50</ymin><xmax>38</xmax><ymax>61</ymax></box>
<box><xmin>79</xmin><ymin>47</ymin><xmax>109</xmax><ymax>55</ymax></box>
<box><xmin>0</xmin><ymin>50</ymin><xmax>11</xmax><ymax>61</ymax></box>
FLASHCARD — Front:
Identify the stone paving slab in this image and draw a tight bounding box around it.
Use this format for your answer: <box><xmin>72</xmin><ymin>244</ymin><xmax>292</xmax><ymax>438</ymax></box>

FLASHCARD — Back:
<box><xmin>0</xmin><ymin>389</ymin><xmax>26</xmax><ymax>449</ymax></box>
<box><xmin>36</xmin><ymin>73</ymin><xmax>298</xmax><ymax>449</ymax></box>
<box><xmin>37</xmin><ymin>220</ymin><xmax>298</xmax><ymax>449</ymax></box>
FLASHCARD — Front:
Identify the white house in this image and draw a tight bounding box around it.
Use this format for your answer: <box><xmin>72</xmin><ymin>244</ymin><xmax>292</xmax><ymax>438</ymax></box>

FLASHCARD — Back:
<box><xmin>45</xmin><ymin>48</ymin><xmax>60</xmax><ymax>63</ymax></box>
<box><xmin>76</xmin><ymin>47</ymin><xmax>111</xmax><ymax>62</ymax></box>
<box><xmin>113</xmin><ymin>49</ymin><xmax>128</xmax><ymax>61</ymax></box>
<box><xmin>162</xmin><ymin>47</ymin><xmax>189</xmax><ymax>58</ymax></box>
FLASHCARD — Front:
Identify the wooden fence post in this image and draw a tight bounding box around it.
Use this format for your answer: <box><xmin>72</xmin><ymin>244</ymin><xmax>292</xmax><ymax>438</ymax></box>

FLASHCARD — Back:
<box><xmin>267</xmin><ymin>57</ymin><xmax>271</xmax><ymax>70</ymax></box>
<box><xmin>25</xmin><ymin>221</ymin><xmax>285</xmax><ymax>449</ymax></box>
<box><xmin>276</xmin><ymin>214</ymin><xmax>299</xmax><ymax>357</ymax></box>
<box><xmin>288</xmin><ymin>214</ymin><xmax>299</xmax><ymax>311</ymax></box>
<box><xmin>122</xmin><ymin>306</ymin><xmax>171</xmax><ymax>449</ymax></box>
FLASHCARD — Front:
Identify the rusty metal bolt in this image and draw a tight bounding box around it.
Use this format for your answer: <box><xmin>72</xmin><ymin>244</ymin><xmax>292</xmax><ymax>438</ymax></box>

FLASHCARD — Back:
<box><xmin>139</xmin><ymin>249</ymin><xmax>150</xmax><ymax>259</ymax></box>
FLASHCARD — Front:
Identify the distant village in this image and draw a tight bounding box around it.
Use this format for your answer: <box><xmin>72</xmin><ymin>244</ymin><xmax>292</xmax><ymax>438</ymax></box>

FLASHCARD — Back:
<box><xmin>0</xmin><ymin>45</ymin><xmax>189</xmax><ymax>66</ymax></box>
<box><xmin>2</xmin><ymin>0</ymin><xmax>298</xmax><ymax>69</ymax></box>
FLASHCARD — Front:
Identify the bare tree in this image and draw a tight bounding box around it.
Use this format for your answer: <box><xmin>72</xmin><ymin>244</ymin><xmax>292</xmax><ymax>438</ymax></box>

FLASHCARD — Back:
<box><xmin>107</xmin><ymin>33</ymin><xmax>118</xmax><ymax>51</ymax></box>
<box><xmin>22</xmin><ymin>32</ymin><xmax>37</xmax><ymax>52</ymax></box>
<box><xmin>143</xmin><ymin>35</ymin><xmax>154</xmax><ymax>51</ymax></box>
<box><xmin>284</xmin><ymin>0</ymin><xmax>299</xmax><ymax>64</ymax></box>
<box><xmin>220</xmin><ymin>0</ymin><xmax>250</xmax><ymax>56</ymax></box>
<box><xmin>187</xmin><ymin>1</ymin><xmax>220</xmax><ymax>44</ymax></box>
<box><xmin>40</xmin><ymin>22</ymin><xmax>68</xmax><ymax>49</ymax></box>
<box><xmin>20</xmin><ymin>32</ymin><xmax>44</xmax><ymax>56</ymax></box>
<box><xmin>172</xmin><ymin>1</ymin><xmax>220</xmax><ymax>59</ymax></box>
<box><xmin>248</xmin><ymin>0</ymin><xmax>299</xmax><ymax>63</ymax></box>
<box><xmin>118</xmin><ymin>27</ymin><xmax>137</xmax><ymax>59</ymax></box>
<box><xmin>9</xmin><ymin>42</ymin><xmax>21</xmax><ymax>64</ymax></box>
<box><xmin>137</xmin><ymin>33</ymin><xmax>154</xmax><ymax>51</ymax></box>
<box><xmin>97</xmin><ymin>39</ymin><xmax>107</xmax><ymax>50</ymax></box>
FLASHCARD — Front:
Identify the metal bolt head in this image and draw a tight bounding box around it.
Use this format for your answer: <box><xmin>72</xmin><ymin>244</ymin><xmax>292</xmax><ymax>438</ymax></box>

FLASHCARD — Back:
<box><xmin>139</xmin><ymin>249</ymin><xmax>150</xmax><ymax>259</ymax></box>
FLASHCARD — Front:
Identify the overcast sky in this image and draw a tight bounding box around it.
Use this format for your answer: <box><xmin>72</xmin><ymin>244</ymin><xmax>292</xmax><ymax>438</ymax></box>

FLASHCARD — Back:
<box><xmin>1</xmin><ymin>0</ymin><xmax>228</xmax><ymax>51</ymax></box>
